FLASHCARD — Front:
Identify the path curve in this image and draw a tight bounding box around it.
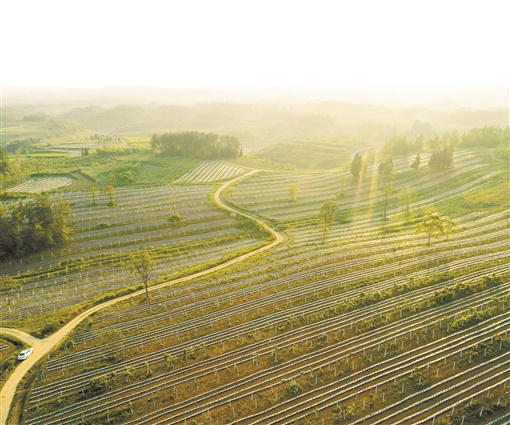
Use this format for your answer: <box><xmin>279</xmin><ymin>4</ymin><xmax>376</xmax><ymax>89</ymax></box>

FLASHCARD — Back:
<box><xmin>0</xmin><ymin>329</ymin><xmax>40</xmax><ymax>348</ymax></box>
<box><xmin>0</xmin><ymin>169</ymin><xmax>283</xmax><ymax>425</ymax></box>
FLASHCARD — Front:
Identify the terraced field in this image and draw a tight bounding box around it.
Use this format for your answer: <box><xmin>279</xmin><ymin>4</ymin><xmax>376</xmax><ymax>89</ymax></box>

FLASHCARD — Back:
<box><xmin>5</xmin><ymin>176</ymin><xmax>75</xmax><ymax>194</ymax></box>
<box><xmin>0</xmin><ymin>184</ymin><xmax>265</xmax><ymax>331</ymax></box>
<box><xmin>3</xmin><ymin>149</ymin><xmax>510</xmax><ymax>425</ymax></box>
<box><xmin>176</xmin><ymin>160</ymin><xmax>246</xmax><ymax>183</ymax></box>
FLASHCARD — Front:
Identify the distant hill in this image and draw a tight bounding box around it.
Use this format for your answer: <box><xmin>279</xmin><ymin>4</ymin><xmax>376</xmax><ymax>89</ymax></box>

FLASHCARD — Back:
<box><xmin>0</xmin><ymin>109</ymin><xmax>89</xmax><ymax>144</ymax></box>
<box><xmin>57</xmin><ymin>100</ymin><xmax>508</xmax><ymax>152</ymax></box>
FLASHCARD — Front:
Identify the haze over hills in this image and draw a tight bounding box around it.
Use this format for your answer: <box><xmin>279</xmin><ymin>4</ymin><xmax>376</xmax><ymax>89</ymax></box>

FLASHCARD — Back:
<box><xmin>3</xmin><ymin>85</ymin><xmax>508</xmax><ymax>109</ymax></box>
<box><xmin>2</xmin><ymin>86</ymin><xmax>507</xmax><ymax>152</ymax></box>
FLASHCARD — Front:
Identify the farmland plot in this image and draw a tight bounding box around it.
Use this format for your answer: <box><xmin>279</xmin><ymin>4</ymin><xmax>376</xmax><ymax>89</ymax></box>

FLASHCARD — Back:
<box><xmin>5</xmin><ymin>176</ymin><xmax>74</xmax><ymax>193</ymax></box>
<box><xmin>0</xmin><ymin>185</ymin><xmax>265</xmax><ymax>328</ymax></box>
<box><xmin>176</xmin><ymin>160</ymin><xmax>246</xmax><ymax>183</ymax></box>
<box><xmin>19</xmin><ymin>149</ymin><xmax>510</xmax><ymax>425</ymax></box>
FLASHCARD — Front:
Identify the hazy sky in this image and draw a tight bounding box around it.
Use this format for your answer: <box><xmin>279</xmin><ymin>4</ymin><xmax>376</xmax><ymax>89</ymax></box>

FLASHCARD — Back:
<box><xmin>2</xmin><ymin>0</ymin><xmax>509</xmax><ymax>87</ymax></box>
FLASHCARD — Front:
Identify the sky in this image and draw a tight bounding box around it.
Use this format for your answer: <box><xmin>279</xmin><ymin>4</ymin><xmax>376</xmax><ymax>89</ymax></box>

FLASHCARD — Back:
<box><xmin>1</xmin><ymin>0</ymin><xmax>509</xmax><ymax>88</ymax></box>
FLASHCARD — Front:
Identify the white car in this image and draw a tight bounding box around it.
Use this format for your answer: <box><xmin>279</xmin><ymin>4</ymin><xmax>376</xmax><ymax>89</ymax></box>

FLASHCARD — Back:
<box><xmin>17</xmin><ymin>348</ymin><xmax>34</xmax><ymax>361</ymax></box>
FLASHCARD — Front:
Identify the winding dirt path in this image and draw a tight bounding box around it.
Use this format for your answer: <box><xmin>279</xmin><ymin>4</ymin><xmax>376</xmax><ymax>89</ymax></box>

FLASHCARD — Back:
<box><xmin>0</xmin><ymin>169</ymin><xmax>283</xmax><ymax>425</ymax></box>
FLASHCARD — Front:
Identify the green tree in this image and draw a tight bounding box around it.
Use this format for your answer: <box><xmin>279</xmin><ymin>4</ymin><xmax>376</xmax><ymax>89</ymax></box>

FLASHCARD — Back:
<box><xmin>462</xmin><ymin>126</ymin><xmax>509</xmax><ymax>148</ymax></box>
<box><xmin>441</xmin><ymin>216</ymin><xmax>456</xmax><ymax>241</ymax></box>
<box><xmin>318</xmin><ymin>200</ymin><xmax>338</xmax><ymax>242</ymax></box>
<box><xmin>378</xmin><ymin>155</ymin><xmax>393</xmax><ymax>180</ymax></box>
<box><xmin>383</xmin><ymin>136</ymin><xmax>411</xmax><ymax>156</ymax></box>
<box><xmin>151</xmin><ymin>131</ymin><xmax>242</xmax><ymax>159</ymax></box>
<box><xmin>0</xmin><ymin>204</ymin><xmax>18</xmax><ymax>257</ymax></box>
<box><xmin>14</xmin><ymin>194</ymin><xmax>73</xmax><ymax>255</ymax></box>
<box><xmin>413</xmin><ymin>135</ymin><xmax>424</xmax><ymax>152</ymax></box>
<box><xmin>284</xmin><ymin>380</ymin><xmax>301</xmax><ymax>398</ymax></box>
<box><xmin>125</xmin><ymin>248</ymin><xmax>155</xmax><ymax>302</ymax></box>
<box><xmin>104</xmin><ymin>186</ymin><xmax>116</xmax><ymax>206</ymax></box>
<box><xmin>164</xmin><ymin>353</ymin><xmax>178</xmax><ymax>370</ymax></box>
<box><xmin>289</xmin><ymin>184</ymin><xmax>298</xmax><ymax>202</ymax></box>
<box><xmin>428</xmin><ymin>147</ymin><xmax>453</xmax><ymax>169</ymax></box>
<box><xmin>351</xmin><ymin>153</ymin><xmax>362</xmax><ymax>181</ymax></box>
<box><xmin>167</xmin><ymin>213</ymin><xmax>183</xmax><ymax>228</ymax></box>
<box><xmin>399</xmin><ymin>187</ymin><xmax>418</xmax><ymax>218</ymax></box>
<box><xmin>410</xmin><ymin>152</ymin><xmax>421</xmax><ymax>170</ymax></box>
<box><xmin>89</xmin><ymin>186</ymin><xmax>99</xmax><ymax>205</ymax></box>
<box><xmin>0</xmin><ymin>146</ymin><xmax>10</xmax><ymax>177</ymax></box>
<box><xmin>98</xmin><ymin>329</ymin><xmax>126</xmax><ymax>361</ymax></box>
<box><xmin>381</xmin><ymin>184</ymin><xmax>394</xmax><ymax>220</ymax></box>
<box><xmin>416</xmin><ymin>211</ymin><xmax>444</xmax><ymax>246</ymax></box>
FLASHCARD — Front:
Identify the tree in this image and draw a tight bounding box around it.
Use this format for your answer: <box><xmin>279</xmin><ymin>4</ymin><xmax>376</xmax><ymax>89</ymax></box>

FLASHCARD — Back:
<box><xmin>380</xmin><ymin>184</ymin><xmax>394</xmax><ymax>220</ymax></box>
<box><xmin>351</xmin><ymin>153</ymin><xmax>367</xmax><ymax>181</ymax></box>
<box><xmin>383</xmin><ymin>136</ymin><xmax>411</xmax><ymax>157</ymax></box>
<box><xmin>151</xmin><ymin>131</ymin><xmax>242</xmax><ymax>159</ymax></box>
<box><xmin>98</xmin><ymin>329</ymin><xmax>126</xmax><ymax>361</ymax></box>
<box><xmin>410</xmin><ymin>152</ymin><xmax>421</xmax><ymax>170</ymax></box>
<box><xmin>0</xmin><ymin>194</ymin><xmax>73</xmax><ymax>258</ymax></box>
<box><xmin>125</xmin><ymin>248</ymin><xmax>155</xmax><ymax>302</ymax></box>
<box><xmin>104</xmin><ymin>186</ymin><xmax>116</xmax><ymax>206</ymax></box>
<box><xmin>399</xmin><ymin>187</ymin><xmax>418</xmax><ymax>218</ymax></box>
<box><xmin>318</xmin><ymin>200</ymin><xmax>338</xmax><ymax>242</ymax></box>
<box><xmin>428</xmin><ymin>147</ymin><xmax>453</xmax><ymax>169</ymax></box>
<box><xmin>167</xmin><ymin>213</ymin><xmax>183</xmax><ymax>228</ymax></box>
<box><xmin>289</xmin><ymin>184</ymin><xmax>298</xmax><ymax>202</ymax></box>
<box><xmin>413</xmin><ymin>135</ymin><xmax>424</xmax><ymax>152</ymax></box>
<box><xmin>416</xmin><ymin>211</ymin><xmax>444</xmax><ymax>246</ymax></box>
<box><xmin>89</xmin><ymin>186</ymin><xmax>99</xmax><ymax>205</ymax></box>
<box><xmin>462</xmin><ymin>126</ymin><xmax>509</xmax><ymax>148</ymax></box>
<box><xmin>378</xmin><ymin>155</ymin><xmax>393</xmax><ymax>180</ymax></box>
<box><xmin>0</xmin><ymin>146</ymin><xmax>10</xmax><ymax>176</ymax></box>
<box><xmin>441</xmin><ymin>216</ymin><xmax>456</xmax><ymax>241</ymax></box>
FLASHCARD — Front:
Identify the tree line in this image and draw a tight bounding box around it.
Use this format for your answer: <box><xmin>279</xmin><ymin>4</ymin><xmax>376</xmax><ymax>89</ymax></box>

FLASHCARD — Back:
<box><xmin>151</xmin><ymin>131</ymin><xmax>242</xmax><ymax>159</ymax></box>
<box><xmin>0</xmin><ymin>194</ymin><xmax>73</xmax><ymax>259</ymax></box>
<box><xmin>382</xmin><ymin>126</ymin><xmax>508</xmax><ymax>157</ymax></box>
